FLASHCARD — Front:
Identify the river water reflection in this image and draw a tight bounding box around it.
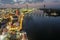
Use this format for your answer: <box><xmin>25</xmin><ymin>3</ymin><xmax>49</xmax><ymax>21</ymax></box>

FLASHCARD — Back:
<box><xmin>23</xmin><ymin>10</ymin><xmax>60</xmax><ymax>40</ymax></box>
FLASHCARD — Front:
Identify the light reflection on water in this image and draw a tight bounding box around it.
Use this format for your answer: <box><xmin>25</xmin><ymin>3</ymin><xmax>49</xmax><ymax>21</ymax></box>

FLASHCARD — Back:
<box><xmin>23</xmin><ymin>10</ymin><xmax>60</xmax><ymax>40</ymax></box>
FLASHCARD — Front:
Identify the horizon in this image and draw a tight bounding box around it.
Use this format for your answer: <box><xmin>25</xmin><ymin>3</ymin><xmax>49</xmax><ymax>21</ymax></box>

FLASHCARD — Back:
<box><xmin>0</xmin><ymin>0</ymin><xmax>60</xmax><ymax>9</ymax></box>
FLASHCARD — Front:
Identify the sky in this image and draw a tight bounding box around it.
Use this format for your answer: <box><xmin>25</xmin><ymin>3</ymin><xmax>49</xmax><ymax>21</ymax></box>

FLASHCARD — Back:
<box><xmin>0</xmin><ymin>0</ymin><xmax>60</xmax><ymax>8</ymax></box>
<box><xmin>44</xmin><ymin>0</ymin><xmax>60</xmax><ymax>2</ymax></box>
<box><xmin>0</xmin><ymin>0</ymin><xmax>60</xmax><ymax>4</ymax></box>
<box><xmin>0</xmin><ymin>0</ymin><xmax>44</xmax><ymax>4</ymax></box>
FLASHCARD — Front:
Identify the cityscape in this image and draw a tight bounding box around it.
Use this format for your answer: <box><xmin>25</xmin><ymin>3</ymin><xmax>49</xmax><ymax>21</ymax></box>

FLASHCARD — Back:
<box><xmin>0</xmin><ymin>0</ymin><xmax>60</xmax><ymax>40</ymax></box>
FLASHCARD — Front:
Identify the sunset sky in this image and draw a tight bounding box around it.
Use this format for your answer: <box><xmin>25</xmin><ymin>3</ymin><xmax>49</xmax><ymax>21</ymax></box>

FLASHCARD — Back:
<box><xmin>0</xmin><ymin>0</ymin><xmax>60</xmax><ymax>4</ymax></box>
<box><xmin>0</xmin><ymin>0</ymin><xmax>60</xmax><ymax>8</ymax></box>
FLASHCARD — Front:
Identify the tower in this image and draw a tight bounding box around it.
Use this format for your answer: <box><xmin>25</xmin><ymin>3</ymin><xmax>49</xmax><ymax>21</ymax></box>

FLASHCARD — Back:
<box><xmin>44</xmin><ymin>4</ymin><xmax>46</xmax><ymax>8</ymax></box>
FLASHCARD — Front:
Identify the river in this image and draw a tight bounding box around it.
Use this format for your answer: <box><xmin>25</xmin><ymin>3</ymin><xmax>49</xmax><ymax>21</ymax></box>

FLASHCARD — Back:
<box><xmin>23</xmin><ymin>10</ymin><xmax>60</xmax><ymax>40</ymax></box>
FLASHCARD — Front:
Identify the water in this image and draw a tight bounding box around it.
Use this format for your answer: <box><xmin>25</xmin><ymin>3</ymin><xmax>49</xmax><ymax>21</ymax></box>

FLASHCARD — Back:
<box><xmin>0</xmin><ymin>10</ymin><xmax>60</xmax><ymax>40</ymax></box>
<box><xmin>23</xmin><ymin>10</ymin><xmax>60</xmax><ymax>40</ymax></box>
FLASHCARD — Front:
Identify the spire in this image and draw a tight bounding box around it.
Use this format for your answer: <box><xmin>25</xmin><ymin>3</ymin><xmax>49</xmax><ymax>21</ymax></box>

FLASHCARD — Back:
<box><xmin>44</xmin><ymin>4</ymin><xmax>46</xmax><ymax>8</ymax></box>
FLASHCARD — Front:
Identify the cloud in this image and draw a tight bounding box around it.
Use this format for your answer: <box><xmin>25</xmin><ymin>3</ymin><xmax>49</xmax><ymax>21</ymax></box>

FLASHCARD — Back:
<box><xmin>0</xmin><ymin>0</ymin><xmax>60</xmax><ymax>4</ymax></box>
<box><xmin>0</xmin><ymin>0</ymin><xmax>60</xmax><ymax>8</ymax></box>
<box><xmin>0</xmin><ymin>0</ymin><xmax>44</xmax><ymax>4</ymax></box>
<box><xmin>1</xmin><ymin>0</ymin><xmax>13</xmax><ymax>4</ymax></box>
<box><xmin>44</xmin><ymin>0</ymin><xmax>60</xmax><ymax>2</ymax></box>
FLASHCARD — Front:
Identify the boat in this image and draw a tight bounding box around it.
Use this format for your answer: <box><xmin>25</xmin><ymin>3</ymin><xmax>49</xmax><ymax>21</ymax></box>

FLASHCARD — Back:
<box><xmin>50</xmin><ymin>12</ymin><xmax>58</xmax><ymax>16</ymax></box>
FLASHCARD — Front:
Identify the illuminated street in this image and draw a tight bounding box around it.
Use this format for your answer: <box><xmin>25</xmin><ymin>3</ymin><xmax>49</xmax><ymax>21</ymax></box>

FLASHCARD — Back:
<box><xmin>0</xmin><ymin>0</ymin><xmax>60</xmax><ymax>40</ymax></box>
